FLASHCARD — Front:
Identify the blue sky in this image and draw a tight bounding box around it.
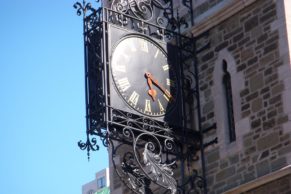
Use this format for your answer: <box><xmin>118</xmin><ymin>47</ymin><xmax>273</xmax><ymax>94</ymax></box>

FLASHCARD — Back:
<box><xmin>0</xmin><ymin>1</ymin><xmax>108</xmax><ymax>194</ymax></box>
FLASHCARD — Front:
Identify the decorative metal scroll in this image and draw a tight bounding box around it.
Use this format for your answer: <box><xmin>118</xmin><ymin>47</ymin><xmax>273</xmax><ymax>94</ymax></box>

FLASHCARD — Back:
<box><xmin>111</xmin><ymin>0</ymin><xmax>172</xmax><ymax>26</ymax></box>
<box><xmin>107</xmin><ymin>107</ymin><xmax>211</xmax><ymax>194</ymax></box>
<box><xmin>108</xmin><ymin>108</ymin><xmax>178</xmax><ymax>193</ymax></box>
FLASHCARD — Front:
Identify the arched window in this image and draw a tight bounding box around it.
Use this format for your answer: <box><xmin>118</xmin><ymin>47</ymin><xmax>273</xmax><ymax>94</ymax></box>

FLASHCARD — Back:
<box><xmin>222</xmin><ymin>60</ymin><xmax>236</xmax><ymax>142</ymax></box>
<box><xmin>213</xmin><ymin>49</ymin><xmax>250</xmax><ymax>158</ymax></box>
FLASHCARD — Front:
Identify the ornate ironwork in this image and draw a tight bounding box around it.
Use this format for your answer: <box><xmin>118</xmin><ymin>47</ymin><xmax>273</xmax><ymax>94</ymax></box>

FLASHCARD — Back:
<box><xmin>74</xmin><ymin>0</ymin><xmax>218</xmax><ymax>194</ymax></box>
<box><xmin>111</xmin><ymin>0</ymin><xmax>173</xmax><ymax>27</ymax></box>
<box><xmin>108</xmin><ymin>109</ymin><xmax>178</xmax><ymax>193</ymax></box>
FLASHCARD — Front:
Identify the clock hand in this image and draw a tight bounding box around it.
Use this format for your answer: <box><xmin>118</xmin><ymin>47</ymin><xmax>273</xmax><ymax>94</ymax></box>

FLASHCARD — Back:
<box><xmin>145</xmin><ymin>72</ymin><xmax>173</xmax><ymax>101</ymax></box>
<box><xmin>145</xmin><ymin>73</ymin><xmax>157</xmax><ymax>101</ymax></box>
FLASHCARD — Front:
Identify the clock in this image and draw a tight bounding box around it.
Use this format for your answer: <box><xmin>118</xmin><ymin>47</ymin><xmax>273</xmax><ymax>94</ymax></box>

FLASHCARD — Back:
<box><xmin>110</xmin><ymin>35</ymin><xmax>178</xmax><ymax>117</ymax></box>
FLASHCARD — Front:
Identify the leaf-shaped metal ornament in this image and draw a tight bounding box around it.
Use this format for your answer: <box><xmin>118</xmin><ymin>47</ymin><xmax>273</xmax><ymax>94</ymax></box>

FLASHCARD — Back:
<box><xmin>143</xmin><ymin>143</ymin><xmax>177</xmax><ymax>194</ymax></box>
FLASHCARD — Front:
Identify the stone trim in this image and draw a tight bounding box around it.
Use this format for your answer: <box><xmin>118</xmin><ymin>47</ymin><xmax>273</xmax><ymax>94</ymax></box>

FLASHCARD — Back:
<box><xmin>223</xmin><ymin>165</ymin><xmax>291</xmax><ymax>194</ymax></box>
<box><xmin>191</xmin><ymin>0</ymin><xmax>257</xmax><ymax>36</ymax></box>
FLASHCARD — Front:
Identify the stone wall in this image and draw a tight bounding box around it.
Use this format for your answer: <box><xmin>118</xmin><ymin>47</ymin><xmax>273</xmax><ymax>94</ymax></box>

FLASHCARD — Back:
<box><xmin>192</xmin><ymin>0</ymin><xmax>291</xmax><ymax>193</ymax></box>
<box><xmin>243</xmin><ymin>174</ymin><xmax>291</xmax><ymax>194</ymax></box>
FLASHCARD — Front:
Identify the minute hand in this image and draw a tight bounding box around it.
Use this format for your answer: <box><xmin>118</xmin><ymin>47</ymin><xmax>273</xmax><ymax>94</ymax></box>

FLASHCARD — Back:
<box><xmin>148</xmin><ymin>74</ymin><xmax>173</xmax><ymax>100</ymax></box>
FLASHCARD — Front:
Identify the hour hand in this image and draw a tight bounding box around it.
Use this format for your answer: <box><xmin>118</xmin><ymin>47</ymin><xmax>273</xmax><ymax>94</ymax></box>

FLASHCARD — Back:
<box><xmin>145</xmin><ymin>73</ymin><xmax>157</xmax><ymax>101</ymax></box>
<box><xmin>145</xmin><ymin>72</ymin><xmax>173</xmax><ymax>101</ymax></box>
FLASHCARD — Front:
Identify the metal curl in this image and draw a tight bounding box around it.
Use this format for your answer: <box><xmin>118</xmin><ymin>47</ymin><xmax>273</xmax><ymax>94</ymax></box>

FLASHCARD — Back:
<box><xmin>123</xmin><ymin>127</ymin><xmax>133</xmax><ymax>138</ymax></box>
<box><xmin>73</xmin><ymin>2</ymin><xmax>83</xmax><ymax>16</ymax></box>
<box><xmin>164</xmin><ymin>139</ymin><xmax>174</xmax><ymax>151</ymax></box>
<box><xmin>146</xmin><ymin>141</ymin><xmax>156</xmax><ymax>152</ymax></box>
<box><xmin>78</xmin><ymin>135</ymin><xmax>100</xmax><ymax>160</ymax></box>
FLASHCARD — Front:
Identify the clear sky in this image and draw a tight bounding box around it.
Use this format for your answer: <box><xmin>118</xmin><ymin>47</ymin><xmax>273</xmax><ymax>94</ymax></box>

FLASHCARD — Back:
<box><xmin>0</xmin><ymin>1</ymin><xmax>108</xmax><ymax>194</ymax></box>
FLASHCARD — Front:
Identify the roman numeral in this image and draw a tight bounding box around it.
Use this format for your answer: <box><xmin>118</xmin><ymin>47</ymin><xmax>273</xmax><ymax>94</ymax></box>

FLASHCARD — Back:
<box><xmin>166</xmin><ymin>78</ymin><xmax>174</xmax><ymax>86</ymax></box>
<box><xmin>128</xmin><ymin>91</ymin><xmax>139</xmax><ymax>106</ymax></box>
<box><xmin>158</xmin><ymin>99</ymin><xmax>165</xmax><ymax>112</ymax></box>
<box><xmin>162</xmin><ymin>65</ymin><xmax>169</xmax><ymax>71</ymax></box>
<box><xmin>117</xmin><ymin>78</ymin><xmax>130</xmax><ymax>92</ymax></box>
<box><xmin>129</xmin><ymin>39</ymin><xmax>137</xmax><ymax>52</ymax></box>
<box><xmin>154</xmin><ymin>50</ymin><xmax>159</xmax><ymax>58</ymax></box>
<box><xmin>139</xmin><ymin>39</ymin><xmax>148</xmax><ymax>53</ymax></box>
<box><xmin>145</xmin><ymin>99</ymin><xmax>152</xmax><ymax>113</ymax></box>
<box><xmin>163</xmin><ymin>90</ymin><xmax>172</xmax><ymax>102</ymax></box>
<box><xmin>114</xmin><ymin>65</ymin><xmax>126</xmax><ymax>72</ymax></box>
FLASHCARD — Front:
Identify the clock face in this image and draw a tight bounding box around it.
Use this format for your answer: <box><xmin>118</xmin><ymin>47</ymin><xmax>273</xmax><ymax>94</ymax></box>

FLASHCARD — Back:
<box><xmin>110</xmin><ymin>35</ymin><xmax>178</xmax><ymax>117</ymax></box>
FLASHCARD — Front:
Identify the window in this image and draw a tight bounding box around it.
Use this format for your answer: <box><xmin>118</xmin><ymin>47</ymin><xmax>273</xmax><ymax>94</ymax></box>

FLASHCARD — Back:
<box><xmin>222</xmin><ymin>60</ymin><xmax>236</xmax><ymax>142</ymax></box>
<box><xmin>97</xmin><ymin>176</ymin><xmax>106</xmax><ymax>189</ymax></box>
<box><xmin>87</xmin><ymin>189</ymin><xmax>95</xmax><ymax>194</ymax></box>
<box><xmin>213</xmin><ymin>49</ymin><xmax>250</xmax><ymax>158</ymax></box>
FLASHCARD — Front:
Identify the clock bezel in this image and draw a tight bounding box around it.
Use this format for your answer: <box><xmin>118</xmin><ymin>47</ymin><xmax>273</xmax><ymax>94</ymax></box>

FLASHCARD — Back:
<box><xmin>109</xmin><ymin>34</ymin><xmax>179</xmax><ymax>118</ymax></box>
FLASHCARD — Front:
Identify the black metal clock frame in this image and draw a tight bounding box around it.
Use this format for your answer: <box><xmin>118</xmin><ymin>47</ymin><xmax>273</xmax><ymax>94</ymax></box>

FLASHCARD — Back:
<box><xmin>74</xmin><ymin>0</ymin><xmax>217</xmax><ymax>193</ymax></box>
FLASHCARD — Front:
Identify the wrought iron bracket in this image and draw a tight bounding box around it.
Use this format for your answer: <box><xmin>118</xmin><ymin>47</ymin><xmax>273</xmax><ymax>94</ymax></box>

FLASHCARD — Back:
<box><xmin>74</xmin><ymin>1</ymin><xmax>217</xmax><ymax>193</ymax></box>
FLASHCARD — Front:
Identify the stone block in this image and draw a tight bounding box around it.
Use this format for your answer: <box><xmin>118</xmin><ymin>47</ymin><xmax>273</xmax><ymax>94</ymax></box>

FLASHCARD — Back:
<box><xmin>207</xmin><ymin>161</ymin><xmax>219</xmax><ymax>172</ymax></box>
<box><xmin>271</xmin><ymin>157</ymin><xmax>287</xmax><ymax>171</ymax></box>
<box><xmin>244</xmin><ymin>136</ymin><xmax>253</xmax><ymax>147</ymax></box>
<box><xmin>278</xmin><ymin>145</ymin><xmax>291</xmax><ymax>156</ymax></box>
<box><xmin>246</xmin><ymin>92</ymin><xmax>259</xmax><ymax>102</ymax></box>
<box><xmin>265</xmin><ymin>73</ymin><xmax>278</xmax><ymax>85</ymax></box>
<box><xmin>267</xmin><ymin>110</ymin><xmax>277</xmax><ymax>119</ymax></box>
<box><xmin>243</xmin><ymin>172</ymin><xmax>255</xmax><ymax>183</ymax></box>
<box><xmin>206</xmin><ymin>148</ymin><xmax>220</xmax><ymax>164</ymax></box>
<box><xmin>201</xmin><ymin>51</ymin><xmax>214</xmax><ymax>62</ymax></box>
<box><xmin>269</xmin><ymin>94</ymin><xmax>281</xmax><ymax>105</ymax></box>
<box><xmin>257</xmin><ymin>33</ymin><xmax>268</xmax><ymax>44</ymax></box>
<box><xmin>277</xmin><ymin>115</ymin><xmax>289</xmax><ymax>125</ymax></box>
<box><xmin>271</xmin><ymin>83</ymin><xmax>284</xmax><ymax>95</ymax></box>
<box><xmin>216</xmin><ymin>166</ymin><xmax>236</xmax><ymax>181</ymax></box>
<box><xmin>257</xmin><ymin>132</ymin><xmax>279</xmax><ymax>151</ymax></box>
<box><xmin>220</xmin><ymin>161</ymin><xmax>228</xmax><ymax>169</ymax></box>
<box><xmin>203</xmin><ymin>101</ymin><xmax>214</xmax><ymax>114</ymax></box>
<box><xmin>260</xmin><ymin>9</ymin><xmax>276</xmax><ymax>23</ymax></box>
<box><xmin>264</xmin><ymin>67</ymin><xmax>273</xmax><ymax>76</ymax></box>
<box><xmin>233</xmin><ymin>32</ymin><xmax>244</xmax><ymax>43</ymax></box>
<box><xmin>214</xmin><ymin>41</ymin><xmax>229</xmax><ymax>52</ymax></box>
<box><xmin>241</xmin><ymin>49</ymin><xmax>254</xmax><ymax>61</ymax></box>
<box><xmin>259</xmin><ymin>150</ymin><xmax>270</xmax><ymax>160</ymax></box>
<box><xmin>251</xmin><ymin>119</ymin><xmax>261</xmax><ymax>129</ymax></box>
<box><xmin>259</xmin><ymin>52</ymin><xmax>274</xmax><ymax>66</ymax></box>
<box><xmin>264</xmin><ymin>42</ymin><xmax>278</xmax><ymax>54</ymax></box>
<box><xmin>240</xmin><ymin>88</ymin><xmax>250</xmax><ymax>97</ymax></box>
<box><xmin>247</xmin><ymin>56</ymin><xmax>258</xmax><ymax>66</ymax></box>
<box><xmin>256</xmin><ymin>160</ymin><xmax>270</xmax><ymax>177</ymax></box>
<box><xmin>245</xmin><ymin>146</ymin><xmax>256</xmax><ymax>155</ymax></box>
<box><xmin>260</xmin><ymin>87</ymin><xmax>270</xmax><ymax>94</ymax></box>
<box><xmin>242</xmin><ymin>103</ymin><xmax>250</xmax><ymax>111</ymax></box>
<box><xmin>244</xmin><ymin>15</ymin><xmax>259</xmax><ymax>32</ymax></box>
<box><xmin>237</xmin><ymin>63</ymin><xmax>246</xmax><ymax>72</ymax></box>
<box><xmin>229</xmin><ymin>154</ymin><xmax>239</xmax><ymax>165</ymax></box>
<box><xmin>250</xmin><ymin>73</ymin><xmax>264</xmax><ymax>92</ymax></box>
<box><xmin>251</xmin><ymin>98</ymin><xmax>263</xmax><ymax>112</ymax></box>
<box><xmin>224</xmin><ymin>27</ymin><xmax>243</xmax><ymax>40</ymax></box>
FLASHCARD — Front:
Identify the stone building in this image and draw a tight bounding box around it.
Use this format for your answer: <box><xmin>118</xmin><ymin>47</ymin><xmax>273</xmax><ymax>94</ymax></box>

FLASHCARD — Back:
<box><xmin>184</xmin><ymin>0</ymin><xmax>291</xmax><ymax>193</ymax></box>
<box><xmin>107</xmin><ymin>0</ymin><xmax>291</xmax><ymax>193</ymax></box>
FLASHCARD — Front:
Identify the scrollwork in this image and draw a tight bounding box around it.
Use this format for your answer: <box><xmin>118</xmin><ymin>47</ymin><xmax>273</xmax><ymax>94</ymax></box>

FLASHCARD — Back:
<box><xmin>111</xmin><ymin>0</ymin><xmax>153</xmax><ymax>21</ymax></box>
<box><xmin>143</xmin><ymin>143</ymin><xmax>177</xmax><ymax>194</ymax></box>
<box><xmin>78</xmin><ymin>135</ymin><xmax>100</xmax><ymax>160</ymax></box>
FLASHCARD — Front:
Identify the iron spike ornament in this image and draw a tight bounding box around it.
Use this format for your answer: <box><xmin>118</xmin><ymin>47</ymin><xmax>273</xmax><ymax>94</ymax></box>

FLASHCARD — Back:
<box><xmin>74</xmin><ymin>0</ymin><xmax>217</xmax><ymax>194</ymax></box>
